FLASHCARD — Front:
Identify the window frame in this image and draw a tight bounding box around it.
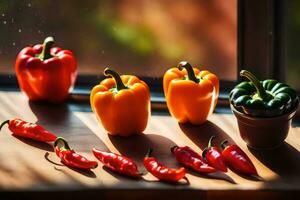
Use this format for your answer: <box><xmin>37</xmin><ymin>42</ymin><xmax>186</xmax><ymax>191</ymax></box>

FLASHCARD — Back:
<box><xmin>238</xmin><ymin>0</ymin><xmax>285</xmax><ymax>82</ymax></box>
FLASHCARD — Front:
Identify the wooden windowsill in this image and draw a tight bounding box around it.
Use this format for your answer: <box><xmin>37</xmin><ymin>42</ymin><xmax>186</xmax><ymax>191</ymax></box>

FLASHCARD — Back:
<box><xmin>0</xmin><ymin>91</ymin><xmax>299</xmax><ymax>199</ymax></box>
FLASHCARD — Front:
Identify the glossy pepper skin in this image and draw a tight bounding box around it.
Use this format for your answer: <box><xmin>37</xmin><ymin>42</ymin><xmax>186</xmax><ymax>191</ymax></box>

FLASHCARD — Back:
<box><xmin>90</xmin><ymin>68</ymin><xmax>150</xmax><ymax>136</ymax></box>
<box><xmin>202</xmin><ymin>136</ymin><xmax>228</xmax><ymax>172</ymax></box>
<box><xmin>93</xmin><ymin>148</ymin><xmax>141</xmax><ymax>178</ymax></box>
<box><xmin>163</xmin><ymin>61</ymin><xmax>219</xmax><ymax>125</ymax></box>
<box><xmin>221</xmin><ymin>140</ymin><xmax>258</xmax><ymax>176</ymax></box>
<box><xmin>0</xmin><ymin>118</ymin><xmax>57</xmax><ymax>142</ymax></box>
<box><xmin>171</xmin><ymin>146</ymin><xmax>217</xmax><ymax>174</ymax></box>
<box><xmin>143</xmin><ymin>149</ymin><xmax>187</xmax><ymax>182</ymax></box>
<box><xmin>15</xmin><ymin>36</ymin><xmax>77</xmax><ymax>103</ymax></box>
<box><xmin>230</xmin><ymin>70</ymin><xmax>298</xmax><ymax>117</ymax></box>
<box><xmin>54</xmin><ymin>137</ymin><xmax>98</xmax><ymax>169</ymax></box>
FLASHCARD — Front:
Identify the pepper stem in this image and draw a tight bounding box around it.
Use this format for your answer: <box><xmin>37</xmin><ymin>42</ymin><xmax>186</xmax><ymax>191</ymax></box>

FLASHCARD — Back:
<box><xmin>220</xmin><ymin>140</ymin><xmax>229</xmax><ymax>150</ymax></box>
<box><xmin>240</xmin><ymin>70</ymin><xmax>269</xmax><ymax>101</ymax></box>
<box><xmin>202</xmin><ymin>136</ymin><xmax>215</xmax><ymax>158</ymax></box>
<box><xmin>145</xmin><ymin>148</ymin><xmax>153</xmax><ymax>158</ymax></box>
<box><xmin>0</xmin><ymin>120</ymin><xmax>9</xmax><ymax>131</ymax></box>
<box><xmin>208</xmin><ymin>135</ymin><xmax>215</xmax><ymax>148</ymax></box>
<box><xmin>170</xmin><ymin>146</ymin><xmax>178</xmax><ymax>153</ymax></box>
<box><xmin>54</xmin><ymin>137</ymin><xmax>71</xmax><ymax>150</ymax></box>
<box><xmin>104</xmin><ymin>68</ymin><xmax>127</xmax><ymax>91</ymax></box>
<box><xmin>177</xmin><ymin>61</ymin><xmax>199</xmax><ymax>83</ymax></box>
<box><xmin>38</xmin><ymin>36</ymin><xmax>54</xmax><ymax>61</ymax></box>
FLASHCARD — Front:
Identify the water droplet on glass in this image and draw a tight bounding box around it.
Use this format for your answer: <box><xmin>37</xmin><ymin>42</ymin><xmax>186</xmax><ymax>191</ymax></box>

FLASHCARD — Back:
<box><xmin>18</xmin><ymin>29</ymin><xmax>22</xmax><ymax>32</ymax></box>
<box><xmin>38</xmin><ymin>30</ymin><xmax>41</xmax><ymax>34</ymax></box>
<box><xmin>1</xmin><ymin>13</ymin><xmax>5</xmax><ymax>17</ymax></box>
<box><xmin>12</xmin><ymin>42</ymin><xmax>16</xmax><ymax>46</ymax></box>
<box><xmin>3</xmin><ymin>21</ymin><xmax>7</xmax><ymax>24</ymax></box>
<box><xmin>28</xmin><ymin>3</ymin><xmax>31</xmax><ymax>7</ymax></box>
<box><xmin>11</xmin><ymin>18</ymin><xmax>14</xmax><ymax>23</ymax></box>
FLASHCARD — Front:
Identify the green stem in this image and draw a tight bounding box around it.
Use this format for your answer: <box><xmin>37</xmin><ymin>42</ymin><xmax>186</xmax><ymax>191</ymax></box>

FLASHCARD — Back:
<box><xmin>104</xmin><ymin>68</ymin><xmax>127</xmax><ymax>91</ymax></box>
<box><xmin>240</xmin><ymin>70</ymin><xmax>269</xmax><ymax>101</ymax></box>
<box><xmin>202</xmin><ymin>136</ymin><xmax>215</xmax><ymax>158</ymax></box>
<box><xmin>170</xmin><ymin>145</ymin><xmax>178</xmax><ymax>153</ymax></box>
<box><xmin>38</xmin><ymin>36</ymin><xmax>54</xmax><ymax>61</ymax></box>
<box><xmin>208</xmin><ymin>135</ymin><xmax>215</xmax><ymax>148</ymax></box>
<box><xmin>220</xmin><ymin>140</ymin><xmax>229</xmax><ymax>150</ymax></box>
<box><xmin>177</xmin><ymin>61</ymin><xmax>199</xmax><ymax>83</ymax></box>
<box><xmin>145</xmin><ymin>148</ymin><xmax>153</xmax><ymax>158</ymax></box>
<box><xmin>0</xmin><ymin>120</ymin><xmax>9</xmax><ymax>131</ymax></box>
<box><xmin>54</xmin><ymin>137</ymin><xmax>71</xmax><ymax>150</ymax></box>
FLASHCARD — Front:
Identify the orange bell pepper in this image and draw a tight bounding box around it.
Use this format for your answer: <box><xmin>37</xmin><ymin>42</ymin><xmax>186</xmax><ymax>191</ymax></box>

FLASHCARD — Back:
<box><xmin>163</xmin><ymin>61</ymin><xmax>219</xmax><ymax>125</ymax></box>
<box><xmin>90</xmin><ymin>68</ymin><xmax>150</xmax><ymax>136</ymax></box>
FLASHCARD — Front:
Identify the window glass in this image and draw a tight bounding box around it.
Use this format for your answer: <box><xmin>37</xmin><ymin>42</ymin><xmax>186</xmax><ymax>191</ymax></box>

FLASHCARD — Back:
<box><xmin>286</xmin><ymin>0</ymin><xmax>300</xmax><ymax>90</ymax></box>
<box><xmin>0</xmin><ymin>0</ymin><xmax>237</xmax><ymax>80</ymax></box>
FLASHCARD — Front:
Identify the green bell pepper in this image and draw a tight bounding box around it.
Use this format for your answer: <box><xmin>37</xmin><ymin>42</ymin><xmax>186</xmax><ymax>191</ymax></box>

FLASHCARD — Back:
<box><xmin>229</xmin><ymin>70</ymin><xmax>298</xmax><ymax>117</ymax></box>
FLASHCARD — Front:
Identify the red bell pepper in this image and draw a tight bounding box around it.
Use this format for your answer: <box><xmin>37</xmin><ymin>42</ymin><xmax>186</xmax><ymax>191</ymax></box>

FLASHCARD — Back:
<box><xmin>15</xmin><ymin>36</ymin><xmax>77</xmax><ymax>103</ymax></box>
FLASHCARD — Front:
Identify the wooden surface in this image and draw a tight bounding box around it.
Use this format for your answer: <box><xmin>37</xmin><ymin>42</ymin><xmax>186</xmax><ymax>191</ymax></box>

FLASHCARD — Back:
<box><xmin>0</xmin><ymin>91</ymin><xmax>300</xmax><ymax>199</ymax></box>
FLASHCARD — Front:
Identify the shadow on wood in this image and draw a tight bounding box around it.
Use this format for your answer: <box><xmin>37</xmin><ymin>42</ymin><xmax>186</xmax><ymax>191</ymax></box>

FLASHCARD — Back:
<box><xmin>108</xmin><ymin>133</ymin><xmax>179</xmax><ymax>169</ymax></box>
<box><xmin>178</xmin><ymin>120</ymin><xmax>234</xmax><ymax>150</ymax></box>
<box><xmin>13</xmin><ymin>135</ymin><xmax>54</xmax><ymax>152</ymax></box>
<box><xmin>29</xmin><ymin>101</ymin><xmax>72</xmax><ymax>126</ymax></box>
<box><xmin>249</xmin><ymin>142</ymin><xmax>300</xmax><ymax>181</ymax></box>
<box><xmin>29</xmin><ymin>100</ymin><xmax>109</xmax><ymax>152</ymax></box>
<box><xmin>54</xmin><ymin>165</ymin><xmax>97</xmax><ymax>178</ymax></box>
<box><xmin>187</xmin><ymin>170</ymin><xmax>236</xmax><ymax>184</ymax></box>
<box><xmin>102</xmin><ymin>166</ymin><xmax>143</xmax><ymax>181</ymax></box>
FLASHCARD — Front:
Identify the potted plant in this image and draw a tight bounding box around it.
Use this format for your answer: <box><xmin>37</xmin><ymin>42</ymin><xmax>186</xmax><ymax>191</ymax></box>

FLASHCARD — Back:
<box><xmin>229</xmin><ymin>70</ymin><xmax>299</xmax><ymax>149</ymax></box>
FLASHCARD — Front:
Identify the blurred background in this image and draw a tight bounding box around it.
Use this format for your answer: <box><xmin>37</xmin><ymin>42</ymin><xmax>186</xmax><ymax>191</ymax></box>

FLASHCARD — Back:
<box><xmin>0</xmin><ymin>0</ymin><xmax>299</xmax><ymax>90</ymax></box>
<box><xmin>0</xmin><ymin>0</ymin><xmax>237</xmax><ymax>80</ymax></box>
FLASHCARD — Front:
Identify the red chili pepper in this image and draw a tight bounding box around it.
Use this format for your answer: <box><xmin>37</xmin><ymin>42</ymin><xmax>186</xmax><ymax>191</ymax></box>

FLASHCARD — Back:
<box><xmin>143</xmin><ymin>149</ymin><xmax>187</xmax><ymax>182</ymax></box>
<box><xmin>93</xmin><ymin>148</ymin><xmax>142</xmax><ymax>178</ymax></box>
<box><xmin>221</xmin><ymin>140</ymin><xmax>258</xmax><ymax>176</ymax></box>
<box><xmin>54</xmin><ymin>137</ymin><xmax>98</xmax><ymax>169</ymax></box>
<box><xmin>171</xmin><ymin>146</ymin><xmax>217</xmax><ymax>174</ymax></box>
<box><xmin>0</xmin><ymin>118</ymin><xmax>57</xmax><ymax>142</ymax></box>
<box><xmin>202</xmin><ymin>136</ymin><xmax>228</xmax><ymax>172</ymax></box>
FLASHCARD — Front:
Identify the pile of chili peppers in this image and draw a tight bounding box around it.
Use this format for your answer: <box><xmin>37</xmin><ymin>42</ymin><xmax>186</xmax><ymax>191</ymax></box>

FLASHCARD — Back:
<box><xmin>0</xmin><ymin>117</ymin><xmax>260</xmax><ymax>182</ymax></box>
<box><xmin>171</xmin><ymin>136</ymin><xmax>259</xmax><ymax>178</ymax></box>
<box><xmin>202</xmin><ymin>136</ymin><xmax>259</xmax><ymax>177</ymax></box>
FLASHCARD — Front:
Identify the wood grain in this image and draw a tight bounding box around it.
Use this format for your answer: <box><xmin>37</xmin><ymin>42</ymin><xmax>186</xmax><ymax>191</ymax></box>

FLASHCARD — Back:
<box><xmin>0</xmin><ymin>91</ymin><xmax>299</xmax><ymax>199</ymax></box>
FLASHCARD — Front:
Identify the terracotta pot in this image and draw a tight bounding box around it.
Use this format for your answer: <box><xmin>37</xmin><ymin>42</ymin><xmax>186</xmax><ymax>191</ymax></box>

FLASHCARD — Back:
<box><xmin>231</xmin><ymin>100</ymin><xmax>299</xmax><ymax>149</ymax></box>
